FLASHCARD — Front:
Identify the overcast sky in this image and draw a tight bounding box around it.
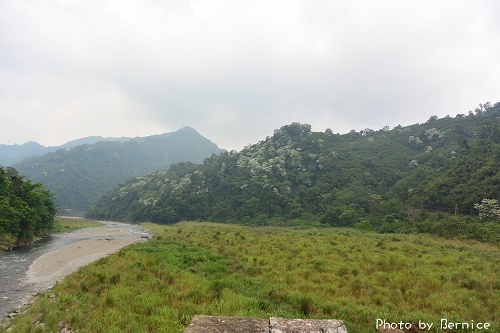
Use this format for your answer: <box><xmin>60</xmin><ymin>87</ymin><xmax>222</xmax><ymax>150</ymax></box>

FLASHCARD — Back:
<box><xmin>1</xmin><ymin>1</ymin><xmax>499</xmax><ymax>151</ymax></box>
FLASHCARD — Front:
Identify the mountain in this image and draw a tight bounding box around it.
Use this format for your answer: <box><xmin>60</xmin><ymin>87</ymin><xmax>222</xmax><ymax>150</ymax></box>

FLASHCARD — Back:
<box><xmin>87</xmin><ymin>103</ymin><xmax>500</xmax><ymax>244</ymax></box>
<box><xmin>0</xmin><ymin>141</ymin><xmax>47</xmax><ymax>166</ymax></box>
<box><xmin>59</xmin><ymin>136</ymin><xmax>131</xmax><ymax>150</ymax></box>
<box><xmin>0</xmin><ymin>136</ymin><xmax>130</xmax><ymax>166</ymax></box>
<box><xmin>14</xmin><ymin>127</ymin><xmax>224</xmax><ymax>212</ymax></box>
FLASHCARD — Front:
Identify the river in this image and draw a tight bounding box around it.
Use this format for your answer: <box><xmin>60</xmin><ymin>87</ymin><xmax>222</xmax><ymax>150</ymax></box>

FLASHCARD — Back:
<box><xmin>0</xmin><ymin>221</ymin><xmax>150</xmax><ymax>318</ymax></box>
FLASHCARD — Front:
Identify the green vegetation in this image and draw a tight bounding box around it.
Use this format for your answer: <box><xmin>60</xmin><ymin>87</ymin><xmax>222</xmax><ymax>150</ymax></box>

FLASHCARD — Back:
<box><xmin>5</xmin><ymin>222</ymin><xmax>499</xmax><ymax>332</ymax></box>
<box><xmin>88</xmin><ymin>103</ymin><xmax>500</xmax><ymax>245</ymax></box>
<box><xmin>13</xmin><ymin>127</ymin><xmax>223</xmax><ymax>211</ymax></box>
<box><xmin>0</xmin><ymin>167</ymin><xmax>56</xmax><ymax>251</ymax></box>
<box><xmin>49</xmin><ymin>217</ymin><xmax>103</xmax><ymax>233</ymax></box>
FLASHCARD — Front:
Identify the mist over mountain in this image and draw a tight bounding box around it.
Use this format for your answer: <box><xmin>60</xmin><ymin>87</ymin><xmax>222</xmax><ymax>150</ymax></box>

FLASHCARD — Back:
<box><xmin>0</xmin><ymin>136</ymin><xmax>131</xmax><ymax>166</ymax></box>
<box><xmin>13</xmin><ymin>127</ymin><xmax>224</xmax><ymax>212</ymax></box>
<box><xmin>88</xmin><ymin>103</ymin><xmax>500</xmax><ymax>244</ymax></box>
<box><xmin>0</xmin><ymin>141</ymin><xmax>48</xmax><ymax>166</ymax></box>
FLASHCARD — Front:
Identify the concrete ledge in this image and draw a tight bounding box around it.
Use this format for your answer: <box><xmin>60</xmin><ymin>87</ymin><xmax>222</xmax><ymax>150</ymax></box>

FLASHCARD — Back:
<box><xmin>270</xmin><ymin>317</ymin><xmax>348</xmax><ymax>333</ymax></box>
<box><xmin>184</xmin><ymin>315</ymin><xmax>269</xmax><ymax>333</ymax></box>
<box><xmin>184</xmin><ymin>315</ymin><xmax>348</xmax><ymax>333</ymax></box>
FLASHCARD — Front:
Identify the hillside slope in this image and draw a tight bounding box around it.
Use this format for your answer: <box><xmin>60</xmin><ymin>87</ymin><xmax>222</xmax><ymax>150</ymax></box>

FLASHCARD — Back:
<box><xmin>14</xmin><ymin>127</ymin><xmax>224</xmax><ymax>211</ymax></box>
<box><xmin>87</xmin><ymin>103</ymin><xmax>500</xmax><ymax>241</ymax></box>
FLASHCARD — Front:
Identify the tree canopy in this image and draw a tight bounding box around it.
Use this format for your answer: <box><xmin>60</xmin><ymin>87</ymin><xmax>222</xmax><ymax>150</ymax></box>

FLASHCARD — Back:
<box><xmin>0</xmin><ymin>167</ymin><xmax>56</xmax><ymax>250</ymax></box>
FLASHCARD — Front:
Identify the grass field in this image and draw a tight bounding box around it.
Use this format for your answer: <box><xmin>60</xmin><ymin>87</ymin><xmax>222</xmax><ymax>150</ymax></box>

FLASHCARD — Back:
<box><xmin>4</xmin><ymin>222</ymin><xmax>499</xmax><ymax>332</ymax></box>
<box><xmin>49</xmin><ymin>217</ymin><xmax>103</xmax><ymax>233</ymax></box>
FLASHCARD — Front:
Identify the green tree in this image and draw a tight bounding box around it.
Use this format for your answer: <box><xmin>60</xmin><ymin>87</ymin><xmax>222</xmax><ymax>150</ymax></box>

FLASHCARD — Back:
<box><xmin>0</xmin><ymin>167</ymin><xmax>56</xmax><ymax>249</ymax></box>
<box><xmin>474</xmin><ymin>199</ymin><xmax>500</xmax><ymax>221</ymax></box>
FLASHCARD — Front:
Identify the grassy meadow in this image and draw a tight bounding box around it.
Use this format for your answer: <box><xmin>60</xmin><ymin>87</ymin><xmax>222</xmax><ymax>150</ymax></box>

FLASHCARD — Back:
<box><xmin>3</xmin><ymin>222</ymin><xmax>499</xmax><ymax>333</ymax></box>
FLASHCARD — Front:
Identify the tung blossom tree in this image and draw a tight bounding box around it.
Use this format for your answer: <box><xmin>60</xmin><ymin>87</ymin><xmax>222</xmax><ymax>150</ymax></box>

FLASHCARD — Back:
<box><xmin>474</xmin><ymin>199</ymin><xmax>500</xmax><ymax>221</ymax></box>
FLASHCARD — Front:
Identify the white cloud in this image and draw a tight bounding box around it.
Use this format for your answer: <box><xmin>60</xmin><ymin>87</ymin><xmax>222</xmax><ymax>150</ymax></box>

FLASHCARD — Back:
<box><xmin>0</xmin><ymin>68</ymin><xmax>166</xmax><ymax>146</ymax></box>
<box><xmin>1</xmin><ymin>0</ymin><xmax>499</xmax><ymax>150</ymax></box>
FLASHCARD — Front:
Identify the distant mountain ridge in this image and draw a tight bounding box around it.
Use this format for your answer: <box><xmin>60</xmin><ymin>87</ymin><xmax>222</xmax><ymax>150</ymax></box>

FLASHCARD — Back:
<box><xmin>13</xmin><ymin>127</ymin><xmax>224</xmax><ymax>211</ymax></box>
<box><xmin>0</xmin><ymin>141</ymin><xmax>47</xmax><ymax>166</ymax></box>
<box><xmin>59</xmin><ymin>136</ymin><xmax>131</xmax><ymax>150</ymax></box>
<box><xmin>0</xmin><ymin>135</ymin><xmax>131</xmax><ymax>166</ymax></box>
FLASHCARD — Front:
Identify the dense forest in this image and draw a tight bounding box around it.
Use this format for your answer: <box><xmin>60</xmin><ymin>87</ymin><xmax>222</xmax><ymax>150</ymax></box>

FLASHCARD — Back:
<box><xmin>0</xmin><ymin>167</ymin><xmax>56</xmax><ymax>251</ymax></box>
<box><xmin>88</xmin><ymin>103</ymin><xmax>500</xmax><ymax>245</ymax></box>
<box><xmin>13</xmin><ymin>127</ymin><xmax>223</xmax><ymax>212</ymax></box>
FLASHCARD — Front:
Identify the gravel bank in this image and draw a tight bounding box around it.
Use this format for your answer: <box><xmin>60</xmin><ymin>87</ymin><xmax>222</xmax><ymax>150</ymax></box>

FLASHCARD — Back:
<box><xmin>24</xmin><ymin>227</ymin><xmax>144</xmax><ymax>290</ymax></box>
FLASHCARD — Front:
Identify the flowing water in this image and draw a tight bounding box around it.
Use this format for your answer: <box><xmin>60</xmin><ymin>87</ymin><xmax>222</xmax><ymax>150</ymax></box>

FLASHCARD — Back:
<box><xmin>0</xmin><ymin>221</ymin><xmax>150</xmax><ymax>317</ymax></box>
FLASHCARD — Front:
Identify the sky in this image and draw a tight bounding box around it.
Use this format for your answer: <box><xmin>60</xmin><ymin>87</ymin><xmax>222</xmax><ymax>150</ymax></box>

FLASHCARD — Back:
<box><xmin>1</xmin><ymin>1</ymin><xmax>499</xmax><ymax>151</ymax></box>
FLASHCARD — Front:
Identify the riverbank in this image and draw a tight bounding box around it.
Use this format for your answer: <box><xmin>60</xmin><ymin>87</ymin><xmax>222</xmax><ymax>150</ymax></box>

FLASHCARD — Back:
<box><xmin>0</xmin><ymin>236</ymin><xmax>14</xmax><ymax>252</ymax></box>
<box><xmin>1</xmin><ymin>221</ymin><xmax>151</xmax><ymax>329</ymax></box>
<box><xmin>0</xmin><ymin>217</ymin><xmax>103</xmax><ymax>253</ymax></box>
<box><xmin>23</xmin><ymin>223</ymin><xmax>150</xmax><ymax>290</ymax></box>
<box><xmin>24</xmin><ymin>235</ymin><xmax>143</xmax><ymax>290</ymax></box>
<box><xmin>49</xmin><ymin>216</ymin><xmax>104</xmax><ymax>234</ymax></box>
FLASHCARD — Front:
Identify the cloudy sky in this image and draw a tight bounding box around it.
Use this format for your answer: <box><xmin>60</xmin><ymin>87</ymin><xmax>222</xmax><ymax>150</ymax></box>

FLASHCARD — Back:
<box><xmin>1</xmin><ymin>1</ymin><xmax>499</xmax><ymax>151</ymax></box>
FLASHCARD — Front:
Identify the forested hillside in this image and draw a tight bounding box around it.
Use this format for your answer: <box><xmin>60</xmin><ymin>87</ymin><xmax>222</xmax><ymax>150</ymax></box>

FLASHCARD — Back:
<box><xmin>0</xmin><ymin>167</ymin><xmax>56</xmax><ymax>251</ymax></box>
<box><xmin>87</xmin><ymin>103</ymin><xmax>500</xmax><ymax>243</ymax></box>
<box><xmin>14</xmin><ymin>127</ymin><xmax>223</xmax><ymax>211</ymax></box>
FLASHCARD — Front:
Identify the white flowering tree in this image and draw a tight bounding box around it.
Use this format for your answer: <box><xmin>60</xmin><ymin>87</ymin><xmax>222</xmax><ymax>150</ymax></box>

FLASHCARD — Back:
<box><xmin>474</xmin><ymin>199</ymin><xmax>500</xmax><ymax>221</ymax></box>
